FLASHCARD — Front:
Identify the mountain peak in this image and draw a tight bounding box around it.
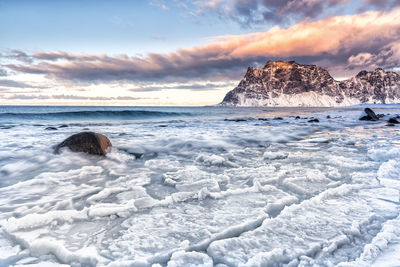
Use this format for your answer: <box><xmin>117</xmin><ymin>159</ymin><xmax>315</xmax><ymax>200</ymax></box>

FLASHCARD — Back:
<box><xmin>264</xmin><ymin>60</ymin><xmax>297</xmax><ymax>68</ymax></box>
<box><xmin>221</xmin><ymin>61</ymin><xmax>400</xmax><ymax>107</ymax></box>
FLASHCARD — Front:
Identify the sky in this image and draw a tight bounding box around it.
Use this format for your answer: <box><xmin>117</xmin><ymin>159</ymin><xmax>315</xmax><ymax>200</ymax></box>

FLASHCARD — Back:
<box><xmin>1</xmin><ymin>0</ymin><xmax>400</xmax><ymax>106</ymax></box>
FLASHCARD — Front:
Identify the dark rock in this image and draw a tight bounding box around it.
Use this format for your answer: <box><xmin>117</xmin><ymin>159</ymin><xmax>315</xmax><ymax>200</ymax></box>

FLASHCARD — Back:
<box><xmin>58</xmin><ymin>124</ymin><xmax>68</xmax><ymax>128</ymax></box>
<box><xmin>158</xmin><ymin>125</ymin><xmax>168</xmax><ymax>127</ymax></box>
<box><xmin>326</xmin><ymin>115</ymin><xmax>331</xmax><ymax>119</ymax></box>
<box><xmin>258</xmin><ymin>118</ymin><xmax>269</xmax><ymax>121</ymax></box>
<box><xmin>273</xmin><ymin>117</ymin><xmax>283</xmax><ymax>120</ymax></box>
<box><xmin>388</xmin><ymin>118</ymin><xmax>400</xmax><ymax>124</ymax></box>
<box><xmin>377</xmin><ymin>114</ymin><xmax>385</xmax><ymax>118</ymax></box>
<box><xmin>55</xmin><ymin>132</ymin><xmax>112</xmax><ymax>156</ymax></box>
<box><xmin>295</xmin><ymin>116</ymin><xmax>301</xmax><ymax>119</ymax></box>
<box><xmin>224</xmin><ymin>119</ymin><xmax>247</xmax><ymax>122</ymax></box>
<box><xmin>386</xmin><ymin>123</ymin><xmax>395</xmax><ymax>127</ymax></box>
<box><xmin>359</xmin><ymin>108</ymin><xmax>379</xmax><ymax>121</ymax></box>
<box><xmin>0</xmin><ymin>125</ymin><xmax>15</xmax><ymax>129</ymax></box>
<box><xmin>45</xmin><ymin>127</ymin><xmax>58</xmax><ymax>130</ymax></box>
<box><xmin>308</xmin><ymin>119</ymin><xmax>320</xmax><ymax>123</ymax></box>
<box><xmin>131</xmin><ymin>152</ymin><xmax>144</xmax><ymax>159</ymax></box>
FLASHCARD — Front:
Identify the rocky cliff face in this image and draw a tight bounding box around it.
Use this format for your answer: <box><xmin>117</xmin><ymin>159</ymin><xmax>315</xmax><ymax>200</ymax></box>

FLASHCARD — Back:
<box><xmin>221</xmin><ymin>61</ymin><xmax>400</xmax><ymax>107</ymax></box>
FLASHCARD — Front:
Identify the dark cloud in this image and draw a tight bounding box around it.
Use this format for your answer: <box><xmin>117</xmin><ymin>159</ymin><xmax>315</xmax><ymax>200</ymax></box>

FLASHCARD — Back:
<box><xmin>0</xmin><ymin>79</ymin><xmax>46</xmax><ymax>88</ymax></box>
<box><xmin>193</xmin><ymin>0</ymin><xmax>351</xmax><ymax>26</ymax></box>
<box><xmin>364</xmin><ymin>0</ymin><xmax>400</xmax><ymax>8</ymax></box>
<box><xmin>8</xmin><ymin>50</ymin><xmax>33</xmax><ymax>63</ymax></box>
<box><xmin>346</xmin><ymin>42</ymin><xmax>400</xmax><ymax>71</ymax></box>
<box><xmin>192</xmin><ymin>0</ymin><xmax>400</xmax><ymax>27</ymax></box>
<box><xmin>32</xmin><ymin>51</ymin><xmax>101</xmax><ymax>61</ymax></box>
<box><xmin>129</xmin><ymin>82</ymin><xmax>236</xmax><ymax>92</ymax></box>
<box><xmin>6</xmin><ymin>51</ymin><xmax>254</xmax><ymax>82</ymax></box>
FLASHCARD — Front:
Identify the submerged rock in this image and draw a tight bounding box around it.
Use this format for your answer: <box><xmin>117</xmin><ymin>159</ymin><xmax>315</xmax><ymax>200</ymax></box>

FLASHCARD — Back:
<box><xmin>45</xmin><ymin>127</ymin><xmax>58</xmax><ymax>130</ymax></box>
<box><xmin>55</xmin><ymin>132</ymin><xmax>112</xmax><ymax>156</ymax></box>
<box><xmin>359</xmin><ymin>108</ymin><xmax>379</xmax><ymax>121</ymax></box>
<box><xmin>388</xmin><ymin>118</ymin><xmax>400</xmax><ymax>124</ymax></box>
<box><xmin>224</xmin><ymin>119</ymin><xmax>247</xmax><ymax>122</ymax></box>
<box><xmin>308</xmin><ymin>119</ymin><xmax>320</xmax><ymax>123</ymax></box>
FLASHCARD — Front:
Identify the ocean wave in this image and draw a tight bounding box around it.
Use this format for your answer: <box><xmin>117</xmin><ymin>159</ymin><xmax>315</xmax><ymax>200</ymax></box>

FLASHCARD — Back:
<box><xmin>0</xmin><ymin>110</ymin><xmax>190</xmax><ymax>120</ymax></box>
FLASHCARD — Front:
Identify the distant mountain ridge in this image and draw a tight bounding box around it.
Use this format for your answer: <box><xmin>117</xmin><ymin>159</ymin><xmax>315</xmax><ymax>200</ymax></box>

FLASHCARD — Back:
<box><xmin>220</xmin><ymin>61</ymin><xmax>400</xmax><ymax>107</ymax></box>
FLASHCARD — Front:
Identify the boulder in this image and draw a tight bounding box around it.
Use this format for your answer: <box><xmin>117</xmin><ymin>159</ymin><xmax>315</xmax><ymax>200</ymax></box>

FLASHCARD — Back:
<box><xmin>308</xmin><ymin>119</ymin><xmax>319</xmax><ymax>123</ymax></box>
<box><xmin>388</xmin><ymin>118</ymin><xmax>400</xmax><ymax>124</ymax></box>
<box><xmin>55</xmin><ymin>132</ymin><xmax>112</xmax><ymax>156</ymax></box>
<box><xmin>359</xmin><ymin>108</ymin><xmax>379</xmax><ymax>121</ymax></box>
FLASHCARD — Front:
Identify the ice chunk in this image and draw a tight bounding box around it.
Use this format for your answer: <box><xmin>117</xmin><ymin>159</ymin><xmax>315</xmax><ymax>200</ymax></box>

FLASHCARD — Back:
<box><xmin>263</xmin><ymin>151</ymin><xmax>288</xmax><ymax>160</ymax></box>
<box><xmin>196</xmin><ymin>153</ymin><xmax>237</xmax><ymax>167</ymax></box>
<box><xmin>167</xmin><ymin>251</ymin><xmax>213</xmax><ymax>267</ymax></box>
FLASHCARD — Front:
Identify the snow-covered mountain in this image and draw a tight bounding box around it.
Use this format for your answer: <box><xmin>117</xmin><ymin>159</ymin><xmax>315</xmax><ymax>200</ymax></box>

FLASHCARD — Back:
<box><xmin>221</xmin><ymin>61</ymin><xmax>400</xmax><ymax>107</ymax></box>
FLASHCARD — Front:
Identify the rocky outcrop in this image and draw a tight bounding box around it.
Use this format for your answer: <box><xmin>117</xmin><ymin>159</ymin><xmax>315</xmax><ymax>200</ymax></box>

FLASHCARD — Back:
<box><xmin>55</xmin><ymin>132</ymin><xmax>112</xmax><ymax>156</ymax></box>
<box><xmin>359</xmin><ymin>108</ymin><xmax>379</xmax><ymax>121</ymax></box>
<box><xmin>221</xmin><ymin>61</ymin><xmax>400</xmax><ymax>107</ymax></box>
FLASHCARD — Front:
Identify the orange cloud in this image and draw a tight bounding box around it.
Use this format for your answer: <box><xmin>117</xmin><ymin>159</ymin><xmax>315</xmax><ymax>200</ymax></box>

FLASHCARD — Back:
<box><xmin>206</xmin><ymin>8</ymin><xmax>400</xmax><ymax>58</ymax></box>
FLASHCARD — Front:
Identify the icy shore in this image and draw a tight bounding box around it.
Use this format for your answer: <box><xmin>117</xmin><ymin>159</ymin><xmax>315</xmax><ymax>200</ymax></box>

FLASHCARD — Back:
<box><xmin>0</xmin><ymin>106</ymin><xmax>399</xmax><ymax>266</ymax></box>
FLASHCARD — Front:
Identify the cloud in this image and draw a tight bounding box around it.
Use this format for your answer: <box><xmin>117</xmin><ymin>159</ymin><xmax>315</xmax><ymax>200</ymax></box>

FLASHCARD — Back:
<box><xmin>191</xmin><ymin>0</ymin><xmax>400</xmax><ymax>27</ymax></box>
<box><xmin>0</xmin><ymin>79</ymin><xmax>46</xmax><ymax>88</ymax></box>
<box><xmin>7</xmin><ymin>50</ymin><xmax>33</xmax><ymax>63</ymax></box>
<box><xmin>0</xmin><ymin>68</ymin><xmax>6</xmax><ymax>76</ymax></box>
<box><xmin>129</xmin><ymin>81</ymin><xmax>237</xmax><ymax>92</ymax></box>
<box><xmin>347</xmin><ymin>42</ymin><xmax>400</xmax><ymax>70</ymax></box>
<box><xmin>192</xmin><ymin>0</ymin><xmax>350</xmax><ymax>26</ymax></box>
<box><xmin>364</xmin><ymin>0</ymin><xmax>400</xmax><ymax>8</ymax></box>
<box><xmin>5</xmin><ymin>94</ymin><xmax>147</xmax><ymax>101</ymax></box>
<box><xmin>5</xmin><ymin>8</ymin><xmax>400</xmax><ymax>82</ymax></box>
<box><xmin>7</xmin><ymin>49</ymin><xmax>251</xmax><ymax>82</ymax></box>
<box><xmin>149</xmin><ymin>0</ymin><xmax>169</xmax><ymax>10</ymax></box>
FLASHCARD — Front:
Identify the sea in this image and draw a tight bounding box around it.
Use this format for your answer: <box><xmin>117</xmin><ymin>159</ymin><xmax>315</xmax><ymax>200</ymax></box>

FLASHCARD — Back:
<box><xmin>0</xmin><ymin>105</ymin><xmax>400</xmax><ymax>267</ymax></box>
